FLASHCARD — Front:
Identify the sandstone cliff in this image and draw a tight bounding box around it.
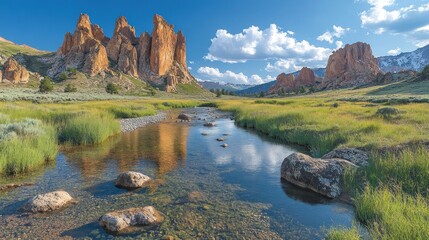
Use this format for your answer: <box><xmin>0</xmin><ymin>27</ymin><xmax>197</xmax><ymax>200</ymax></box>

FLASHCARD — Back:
<box><xmin>268</xmin><ymin>67</ymin><xmax>316</xmax><ymax>94</ymax></box>
<box><xmin>323</xmin><ymin>42</ymin><xmax>380</xmax><ymax>89</ymax></box>
<box><xmin>54</xmin><ymin>14</ymin><xmax>109</xmax><ymax>77</ymax></box>
<box><xmin>51</xmin><ymin>14</ymin><xmax>195</xmax><ymax>92</ymax></box>
<box><xmin>3</xmin><ymin>57</ymin><xmax>29</xmax><ymax>83</ymax></box>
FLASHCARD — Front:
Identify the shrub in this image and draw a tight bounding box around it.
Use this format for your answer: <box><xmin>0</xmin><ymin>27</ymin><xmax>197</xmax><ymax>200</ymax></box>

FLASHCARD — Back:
<box><xmin>39</xmin><ymin>76</ymin><xmax>54</xmax><ymax>93</ymax></box>
<box><xmin>64</xmin><ymin>83</ymin><xmax>78</xmax><ymax>93</ymax></box>
<box><xmin>0</xmin><ymin>119</ymin><xmax>57</xmax><ymax>176</ymax></box>
<box><xmin>420</xmin><ymin>64</ymin><xmax>429</xmax><ymax>80</ymax></box>
<box><xmin>60</xmin><ymin>72</ymin><xmax>68</xmax><ymax>81</ymax></box>
<box><xmin>375</xmin><ymin>107</ymin><xmax>400</xmax><ymax>118</ymax></box>
<box><xmin>106</xmin><ymin>83</ymin><xmax>120</xmax><ymax>94</ymax></box>
<box><xmin>332</xmin><ymin>102</ymin><xmax>339</xmax><ymax>108</ymax></box>
<box><xmin>109</xmin><ymin>106</ymin><xmax>156</xmax><ymax>118</ymax></box>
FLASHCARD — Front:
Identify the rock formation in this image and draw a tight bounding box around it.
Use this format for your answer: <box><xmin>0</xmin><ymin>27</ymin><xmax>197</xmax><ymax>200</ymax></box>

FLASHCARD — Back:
<box><xmin>55</xmin><ymin>14</ymin><xmax>109</xmax><ymax>76</ymax></box>
<box><xmin>115</xmin><ymin>171</ymin><xmax>151</xmax><ymax>189</ymax></box>
<box><xmin>0</xmin><ymin>70</ymin><xmax>2</xmax><ymax>81</ymax></box>
<box><xmin>3</xmin><ymin>57</ymin><xmax>30</xmax><ymax>83</ymax></box>
<box><xmin>323</xmin><ymin>42</ymin><xmax>380</xmax><ymax>88</ymax></box>
<box><xmin>268</xmin><ymin>67</ymin><xmax>316</xmax><ymax>94</ymax></box>
<box><xmin>51</xmin><ymin>13</ymin><xmax>196</xmax><ymax>92</ymax></box>
<box><xmin>295</xmin><ymin>67</ymin><xmax>315</xmax><ymax>88</ymax></box>
<box><xmin>267</xmin><ymin>73</ymin><xmax>295</xmax><ymax>94</ymax></box>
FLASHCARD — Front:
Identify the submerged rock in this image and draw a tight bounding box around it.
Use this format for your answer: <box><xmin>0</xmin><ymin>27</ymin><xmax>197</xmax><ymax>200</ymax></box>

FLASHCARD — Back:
<box><xmin>115</xmin><ymin>171</ymin><xmax>151</xmax><ymax>189</ymax></box>
<box><xmin>322</xmin><ymin>148</ymin><xmax>369</xmax><ymax>167</ymax></box>
<box><xmin>178</xmin><ymin>113</ymin><xmax>191</xmax><ymax>121</ymax></box>
<box><xmin>281</xmin><ymin>153</ymin><xmax>356</xmax><ymax>198</ymax></box>
<box><xmin>99</xmin><ymin>206</ymin><xmax>164</xmax><ymax>232</ymax></box>
<box><xmin>23</xmin><ymin>190</ymin><xmax>75</xmax><ymax>213</ymax></box>
<box><xmin>221</xmin><ymin>143</ymin><xmax>228</xmax><ymax>148</ymax></box>
<box><xmin>187</xmin><ymin>191</ymin><xmax>206</xmax><ymax>203</ymax></box>
<box><xmin>216</xmin><ymin>138</ymin><xmax>225</xmax><ymax>142</ymax></box>
<box><xmin>203</xmin><ymin>122</ymin><xmax>215</xmax><ymax>127</ymax></box>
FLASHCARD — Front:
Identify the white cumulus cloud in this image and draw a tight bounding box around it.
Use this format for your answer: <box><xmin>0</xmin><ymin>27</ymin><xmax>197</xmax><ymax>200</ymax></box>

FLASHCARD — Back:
<box><xmin>360</xmin><ymin>0</ymin><xmax>429</xmax><ymax>46</ymax></box>
<box><xmin>197</xmin><ymin>67</ymin><xmax>273</xmax><ymax>84</ymax></box>
<box><xmin>204</xmin><ymin>24</ymin><xmax>332</xmax><ymax>66</ymax></box>
<box><xmin>317</xmin><ymin>25</ymin><xmax>351</xmax><ymax>44</ymax></box>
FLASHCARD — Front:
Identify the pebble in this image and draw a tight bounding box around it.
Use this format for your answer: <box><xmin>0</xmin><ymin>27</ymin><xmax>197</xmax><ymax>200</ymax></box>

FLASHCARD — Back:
<box><xmin>120</xmin><ymin>112</ymin><xmax>167</xmax><ymax>132</ymax></box>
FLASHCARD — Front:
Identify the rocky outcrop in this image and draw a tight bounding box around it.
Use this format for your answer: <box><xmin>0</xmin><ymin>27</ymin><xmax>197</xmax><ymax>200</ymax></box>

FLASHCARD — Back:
<box><xmin>100</xmin><ymin>206</ymin><xmax>164</xmax><ymax>232</ymax></box>
<box><xmin>295</xmin><ymin>67</ymin><xmax>316</xmax><ymax>88</ymax></box>
<box><xmin>268</xmin><ymin>67</ymin><xmax>316</xmax><ymax>94</ymax></box>
<box><xmin>106</xmin><ymin>17</ymin><xmax>138</xmax><ymax>77</ymax></box>
<box><xmin>267</xmin><ymin>73</ymin><xmax>295</xmax><ymax>94</ymax></box>
<box><xmin>115</xmin><ymin>171</ymin><xmax>151</xmax><ymax>189</ymax></box>
<box><xmin>324</xmin><ymin>42</ymin><xmax>380</xmax><ymax>89</ymax></box>
<box><xmin>322</xmin><ymin>148</ymin><xmax>369</xmax><ymax>167</ymax></box>
<box><xmin>137</xmin><ymin>32</ymin><xmax>151</xmax><ymax>76</ymax></box>
<box><xmin>150</xmin><ymin>15</ymin><xmax>177</xmax><ymax>76</ymax></box>
<box><xmin>0</xmin><ymin>70</ymin><xmax>2</xmax><ymax>81</ymax></box>
<box><xmin>281</xmin><ymin>153</ymin><xmax>356</xmax><ymax>198</ymax></box>
<box><xmin>3</xmin><ymin>57</ymin><xmax>30</xmax><ymax>83</ymax></box>
<box><xmin>55</xmin><ymin>14</ymin><xmax>109</xmax><ymax>76</ymax></box>
<box><xmin>51</xmin><ymin>13</ymin><xmax>196</xmax><ymax>92</ymax></box>
<box><xmin>22</xmin><ymin>190</ymin><xmax>75</xmax><ymax>213</ymax></box>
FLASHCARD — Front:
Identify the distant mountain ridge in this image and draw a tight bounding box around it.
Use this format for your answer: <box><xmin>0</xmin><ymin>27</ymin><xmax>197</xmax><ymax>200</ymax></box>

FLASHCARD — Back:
<box><xmin>378</xmin><ymin>44</ymin><xmax>429</xmax><ymax>73</ymax></box>
<box><xmin>199</xmin><ymin>81</ymin><xmax>253</xmax><ymax>92</ymax></box>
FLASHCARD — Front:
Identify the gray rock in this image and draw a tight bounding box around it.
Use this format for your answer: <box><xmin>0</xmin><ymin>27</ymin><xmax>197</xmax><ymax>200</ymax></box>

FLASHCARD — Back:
<box><xmin>177</xmin><ymin>113</ymin><xmax>191</xmax><ymax>121</ymax></box>
<box><xmin>281</xmin><ymin>153</ymin><xmax>356</xmax><ymax>198</ymax></box>
<box><xmin>216</xmin><ymin>138</ymin><xmax>225</xmax><ymax>142</ymax></box>
<box><xmin>115</xmin><ymin>171</ymin><xmax>151</xmax><ymax>189</ymax></box>
<box><xmin>221</xmin><ymin>143</ymin><xmax>228</xmax><ymax>148</ymax></box>
<box><xmin>23</xmin><ymin>190</ymin><xmax>75</xmax><ymax>213</ymax></box>
<box><xmin>99</xmin><ymin>206</ymin><xmax>164</xmax><ymax>232</ymax></box>
<box><xmin>322</xmin><ymin>148</ymin><xmax>369</xmax><ymax>167</ymax></box>
<box><xmin>203</xmin><ymin>122</ymin><xmax>215</xmax><ymax>127</ymax></box>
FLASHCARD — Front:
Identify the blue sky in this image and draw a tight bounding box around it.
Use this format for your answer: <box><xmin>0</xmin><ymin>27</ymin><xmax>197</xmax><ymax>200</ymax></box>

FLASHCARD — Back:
<box><xmin>1</xmin><ymin>0</ymin><xmax>428</xmax><ymax>84</ymax></box>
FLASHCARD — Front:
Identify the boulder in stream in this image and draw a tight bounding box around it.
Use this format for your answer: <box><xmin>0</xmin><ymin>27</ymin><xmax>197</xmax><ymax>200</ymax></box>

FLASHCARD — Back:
<box><xmin>99</xmin><ymin>206</ymin><xmax>164</xmax><ymax>232</ymax></box>
<box><xmin>22</xmin><ymin>190</ymin><xmax>75</xmax><ymax>213</ymax></box>
<box><xmin>115</xmin><ymin>171</ymin><xmax>151</xmax><ymax>189</ymax></box>
<box><xmin>281</xmin><ymin>153</ymin><xmax>356</xmax><ymax>198</ymax></box>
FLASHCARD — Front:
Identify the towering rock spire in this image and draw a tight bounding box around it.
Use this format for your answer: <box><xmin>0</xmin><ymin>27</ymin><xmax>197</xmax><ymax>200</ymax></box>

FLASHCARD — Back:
<box><xmin>150</xmin><ymin>14</ymin><xmax>177</xmax><ymax>76</ymax></box>
<box><xmin>56</xmin><ymin>14</ymin><xmax>108</xmax><ymax>76</ymax></box>
<box><xmin>324</xmin><ymin>42</ymin><xmax>380</xmax><ymax>88</ymax></box>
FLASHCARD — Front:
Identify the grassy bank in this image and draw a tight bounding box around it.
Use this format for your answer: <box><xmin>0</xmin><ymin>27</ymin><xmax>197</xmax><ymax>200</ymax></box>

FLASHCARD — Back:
<box><xmin>216</xmin><ymin>98</ymin><xmax>429</xmax><ymax>239</ymax></box>
<box><xmin>0</xmin><ymin>99</ymin><xmax>207</xmax><ymax>176</ymax></box>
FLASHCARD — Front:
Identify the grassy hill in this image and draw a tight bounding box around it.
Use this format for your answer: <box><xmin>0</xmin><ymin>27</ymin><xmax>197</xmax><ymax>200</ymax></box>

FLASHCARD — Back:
<box><xmin>0</xmin><ymin>37</ymin><xmax>47</xmax><ymax>60</ymax></box>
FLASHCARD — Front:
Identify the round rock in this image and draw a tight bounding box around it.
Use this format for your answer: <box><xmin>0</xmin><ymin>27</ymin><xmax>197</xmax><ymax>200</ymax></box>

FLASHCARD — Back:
<box><xmin>115</xmin><ymin>171</ymin><xmax>151</xmax><ymax>189</ymax></box>
<box><xmin>23</xmin><ymin>190</ymin><xmax>74</xmax><ymax>213</ymax></box>
<box><xmin>99</xmin><ymin>206</ymin><xmax>164</xmax><ymax>232</ymax></box>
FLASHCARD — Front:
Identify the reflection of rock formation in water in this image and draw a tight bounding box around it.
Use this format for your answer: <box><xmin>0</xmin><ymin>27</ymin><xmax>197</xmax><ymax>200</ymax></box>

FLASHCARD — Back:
<box><xmin>64</xmin><ymin>123</ymin><xmax>189</xmax><ymax>180</ymax></box>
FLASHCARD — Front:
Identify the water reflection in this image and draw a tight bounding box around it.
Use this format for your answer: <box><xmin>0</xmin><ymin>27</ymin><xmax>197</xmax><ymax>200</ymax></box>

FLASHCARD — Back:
<box><xmin>64</xmin><ymin>123</ymin><xmax>189</xmax><ymax>180</ymax></box>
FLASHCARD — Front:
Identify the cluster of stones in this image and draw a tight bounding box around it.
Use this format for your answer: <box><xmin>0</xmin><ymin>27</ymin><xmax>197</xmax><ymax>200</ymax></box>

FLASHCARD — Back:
<box><xmin>51</xmin><ymin>13</ymin><xmax>194</xmax><ymax>92</ymax></box>
<box><xmin>21</xmin><ymin>171</ymin><xmax>165</xmax><ymax>233</ymax></box>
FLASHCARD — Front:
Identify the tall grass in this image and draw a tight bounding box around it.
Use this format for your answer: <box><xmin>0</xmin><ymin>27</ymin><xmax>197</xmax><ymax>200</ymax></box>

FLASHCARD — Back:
<box><xmin>0</xmin><ymin>119</ymin><xmax>57</xmax><ymax>175</ymax></box>
<box><xmin>355</xmin><ymin>187</ymin><xmax>429</xmax><ymax>239</ymax></box>
<box><xmin>58</xmin><ymin>113</ymin><xmax>121</xmax><ymax>145</ymax></box>
<box><xmin>326</xmin><ymin>226</ymin><xmax>361</xmax><ymax>240</ymax></box>
<box><xmin>109</xmin><ymin>105</ymin><xmax>157</xmax><ymax>118</ymax></box>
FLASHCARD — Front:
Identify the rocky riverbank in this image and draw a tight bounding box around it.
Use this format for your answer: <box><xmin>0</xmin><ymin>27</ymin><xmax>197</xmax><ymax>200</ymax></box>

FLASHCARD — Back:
<box><xmin>120</xmin><ymin>112</ymin><xmax>167</xmax><ymax>132</ymax></box>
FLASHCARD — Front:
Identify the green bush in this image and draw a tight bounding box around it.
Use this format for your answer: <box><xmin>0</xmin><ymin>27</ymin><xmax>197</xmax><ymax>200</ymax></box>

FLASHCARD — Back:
<box><xmin>375</xmin><ymin>107</ymin><xmax>400</xmax><ymax>119</ymax></box>
<box><xmin>60</xmin><ymin>72</ymin><xmax>68</xmax><ymax>81</ymax></box>
<box><xmin>326</xmin><ymin>226</ymin><xmax>361</xmax><ymax>240</ymax></box>
<box><xmin>64</xmin><ymin>83</ymin><xmax>77</xmax><ymax>93</ymax></box>
<box><xmin>39</xmin><ymin>76</ymin><xmax>54</xmax><ymax>93</ymax></box>
<box><xmin>106</xmin><ymin>83</ymin><xmax>120</xmax><ymax>94</ymax></box>
<box><xmin>0</xmin><ymin>119</ymin><xmax>57</xmax><ymax>176</ymax></box>
<box><xmin>109</xmin><ymin>106</ymin><xmax>156</xmax><ymax>118</ymax></box>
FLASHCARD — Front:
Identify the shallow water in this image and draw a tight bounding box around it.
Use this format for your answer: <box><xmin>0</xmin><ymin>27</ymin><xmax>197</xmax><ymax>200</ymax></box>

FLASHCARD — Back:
<box><xmin>0</xmin><ymin>108</ymin><xmax>355</xmax><ymax>239</ymax></box>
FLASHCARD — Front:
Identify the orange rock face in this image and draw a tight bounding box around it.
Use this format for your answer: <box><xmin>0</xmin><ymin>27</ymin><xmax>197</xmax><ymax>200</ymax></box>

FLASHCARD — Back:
<box><xmin>3</xmin><ymin>57</ymin><xmax>29</xmax><ymax>83</ymax></box>
<box><xmin>58</xmin><ymin>14</ymin><xmax>109</xmax><ymax>76</ymax></box>
<box><xmin>268</xmin><ymin>73</ymin><xmax>295</xmax><ymax>94</ymax></box>
<box><xmin>137</xmin><ymin>32</ymin><xmax>152</xmax><ymax>76</ymax></box>
<box><xmin>150</xmin><ymin>14</ymin><xmax>177</xmax><ymax>76</ymax></box>
<box><xmin>107</xmin><ymin>17</ymin><xmax>138</xmax><ymax>77</ymax></box>
<box><xmin>174</xmin><ymin>31</ymin><xmax>187</xmax><ymax>69</ymax></box>
<box><xmin>324</xmin><ymin>42</ymin><xmax>380</xmax><ymax>88</ymax></box>
<box><xmin>295</xmin><ymin>67</ymin><xmax>315</xmax><ymax>88</ymax></box>
<box><xmin>53</xmin><ymin>13</ymin><xmax>195</xmax><ymax>92</ymax></box>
